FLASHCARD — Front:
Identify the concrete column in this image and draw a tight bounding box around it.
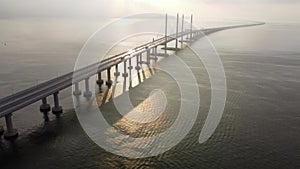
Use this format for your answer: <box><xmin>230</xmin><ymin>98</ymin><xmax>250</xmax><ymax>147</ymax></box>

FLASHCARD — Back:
<box><xmin>106</xmin><ymin>68</ymin><xmax>112</xmax><ymax>86</ymax></box>
<box><xmin>135</xmin><ymin>55</ymin><xmax>141</xmax><ymax>71</ymax></box>
<box><xmin>146</xmin><ymin>48</ymin><xmax>150</xmax><ymax>65</ymax></box>
<box><xmin>139</xmin><ymin>53</ymin><xmax>143</xmax><ymax>64</ymax></box>
<box><xmin>122</xmin><ymin>60</ymin><xmax>128</xmax><ymax>78</ymax></box>
<box><xmin>52</xmin><ymin>92</ymin><xmax>63</xmax><ymax>116</ymax></box>
<box><xmin>154</xmin><ymin>47</ymin><xmax>158</xmax><ymax>62</ymax></box>
<box><xmin>128</xmin><ymin>58</ymin><xmax>133</xmax><ymax>88</ymax></box>
<box><xmin>96</xmin><ymin>73</ymin><xmax>104</xmax><ymax>86</ymax></box>
<box><xmin>4</xmin><ymin>113</ymin><xmax>18</xmax><ymax>139</ymax></box>
<box><xmin>83</xmin><ymin>78</ymin><xmax>92</xmax><ymax>98</ymax></box>
<box><xmin>73</xmin><ymin>82</ymin><xmax>82</xmax><ymax>96</ymax></box>
<box><xmin>0</xmin><ymin>125</ymin><xmax>4</xmax><ymax>136</ymax></box>
<box><xmin>40</xmin><ymin>97</ymin><xmax>51</xmax><ymax>121</ymax></box>
<box><xmin>114</xmin><ymin>64</ymin><xmax>120</xmax><ymax>77</ymax></box>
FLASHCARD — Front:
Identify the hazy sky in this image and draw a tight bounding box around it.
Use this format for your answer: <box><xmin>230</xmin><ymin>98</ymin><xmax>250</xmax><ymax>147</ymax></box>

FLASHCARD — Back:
<box><xmin>0</xmin><ymin>0</ymin><xmax>299</xmax><ymax>22</ymax></box>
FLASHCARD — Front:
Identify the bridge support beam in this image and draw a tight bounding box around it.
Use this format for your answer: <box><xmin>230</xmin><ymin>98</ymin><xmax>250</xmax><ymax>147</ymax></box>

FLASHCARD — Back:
<box><xmin>40</xmin><ymin>97</ymin><xmax>51</xmax><ymax>121</ymax></box>
<box><xmin>52</xmin><ymin>92</ymin><xmax>63</xmax><ymax>117</ymax></box>
<box><xmin>106</xmin><ymin>68</ymin><xmax>112</xmax><ymax>86</ymax></box>
<box><xmin>4</xmin><ymin>113</ymin><xmax>18</xmax><ymax>140</ymax></box>
<box><xmin>73</xmin><ymin>82</ymin><xmax>82</xmax><ymax>96</ymax></box>
<box><xmin>83</xmin><ymin>78</ymin><xmax>92</xmax><ymax>98</ymax></box>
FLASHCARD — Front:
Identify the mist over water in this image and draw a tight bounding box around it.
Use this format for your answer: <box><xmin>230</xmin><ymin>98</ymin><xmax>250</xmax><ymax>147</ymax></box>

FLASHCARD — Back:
<box><xmin>0</xmin><ymin>18</ymin><xmax>299</xmax><ymax>168</ymax></box>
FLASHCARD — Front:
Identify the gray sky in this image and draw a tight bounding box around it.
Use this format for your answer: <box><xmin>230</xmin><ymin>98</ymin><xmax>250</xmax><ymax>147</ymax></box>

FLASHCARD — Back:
<box><xmin>0</xmin><ymin>0</ymin><xmax>299</xmax><ymax>21</ymax></box>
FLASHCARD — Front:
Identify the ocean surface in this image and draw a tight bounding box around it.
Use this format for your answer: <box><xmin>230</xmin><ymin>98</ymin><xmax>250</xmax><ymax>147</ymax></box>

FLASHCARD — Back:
<box><xmin>0</xmin><ymin>19</ymin><xmax>299</xmax><ymax>169</ymax></box>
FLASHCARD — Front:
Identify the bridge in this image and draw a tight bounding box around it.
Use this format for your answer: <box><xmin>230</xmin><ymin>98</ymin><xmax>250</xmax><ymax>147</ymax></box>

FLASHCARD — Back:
<box><xmin>0</xmin><ymin>14</ymin><xmax>264</xmax><ymax>139</ymax></box>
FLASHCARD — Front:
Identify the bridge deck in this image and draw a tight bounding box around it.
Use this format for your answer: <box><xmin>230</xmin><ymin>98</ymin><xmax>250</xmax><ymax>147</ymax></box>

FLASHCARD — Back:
<box><xmin>0</xmin><ymin>29</ymin><xmax>200</xmax><ymax>118</ymax></box>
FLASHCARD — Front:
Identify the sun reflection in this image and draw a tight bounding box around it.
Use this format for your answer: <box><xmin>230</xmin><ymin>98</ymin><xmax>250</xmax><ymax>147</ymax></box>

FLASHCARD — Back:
<box><xmin>97</xmin><ymin>67</ymin><xmax>181</xmax><ymax>138</ymax></box>
<box><xmin>123</xmin><ymin>89</ymin><xmax>167</xmax><ymax>123</ymax></box>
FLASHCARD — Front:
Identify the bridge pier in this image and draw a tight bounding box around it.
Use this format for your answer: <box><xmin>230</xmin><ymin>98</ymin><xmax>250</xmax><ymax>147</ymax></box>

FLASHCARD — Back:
<box><xmin>151</xmin><ymin>47</ymin><xmax>154</xmax><ymax>56</ymax></box>
<box><xmin>83</xmin><ymin>78</ymin><xmax>92</xmax><ymax>98</ymax></box>
<box><xmin>73</xmin><ymin>82</ymin><xmax>82</xmax><ymax>96</ymax></box>
<box><xmin>96</xmin><ymin>73</ymin><xmax>104</xmax><ymax>86</ymax></box>
<box><xmin>114</xmin><ymin>65</ymin><xmax>120</xmax><ymax>77</ymax></box>
<box><xmin>128</xmin><ymin>58</ymin><xmax>133</xmax><ymax>88</ymax></box>
<box><xmin>106</xmin><ymin>68</ymin><xmax>113</xmax><ymax>86</ymax></box>
<box><xmin>122</xmin><ymin>60</ymin><xmax>129</xmax><ymax>90</ymax></box>
<box><xmin>40</xmin><ymin>97</ymin><xmax>51</xmax><ymax>121</ymax></box>
<box><xmin>4</xmin><ymin>113</ymin><xmax>18</xmax><ymax>140</ymax></box>
<box><xmin>154</xmin><ymin>47</ymin><xmax>158</xmax><ymax>62</ymax></box>
<box><xmin>146</xmin><ymin>48</ymin><xmax>150</xmax><ymax>65</ymax></box>
<box><xmin>139</xmin><ymin>53</ymin><xmax>143</xmax><ymax>65</ymax></box>
<box><xmin>52</xmin><ymin>92</ymin><xmax>63</xmax><ymax>117</ymax></box>
<box><xmin>135</xmin><ymin>55</ymin><xmax>141</xmax><ymax>72</ymax></box>
<box><xmin>0</xmin><ymin>125</ymin><xmax>4</xmax><ymax>136</ymax></box>
<box><xmin>122</xmin><ymin>60</ymin><xmax>128</xmax><ymax>78</ymax></box>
